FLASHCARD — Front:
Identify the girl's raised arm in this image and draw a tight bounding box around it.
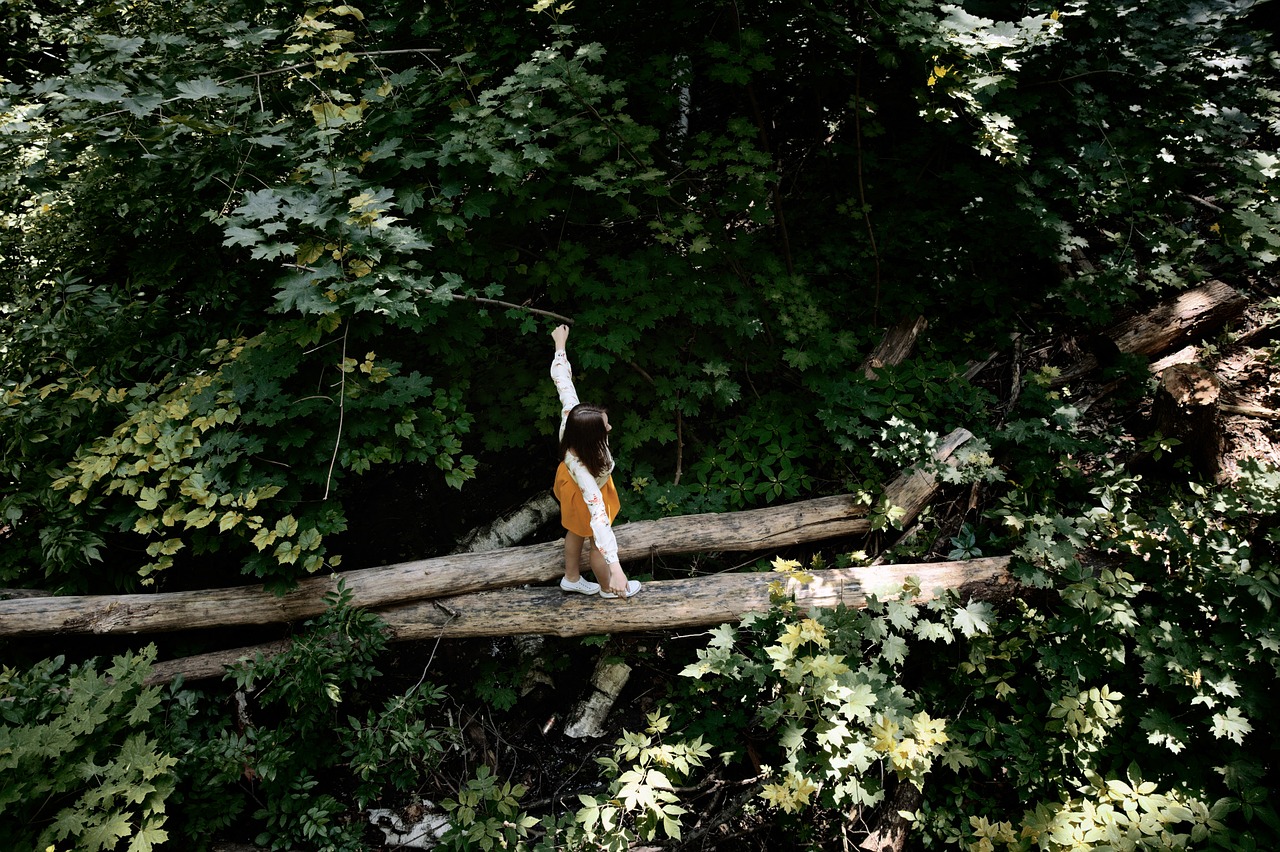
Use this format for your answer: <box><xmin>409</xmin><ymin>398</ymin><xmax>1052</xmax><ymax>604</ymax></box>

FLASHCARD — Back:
<box><xmin>550</xmin><ymin>324</ymin><xmax>578</xmax><ymax>438</ymax></box>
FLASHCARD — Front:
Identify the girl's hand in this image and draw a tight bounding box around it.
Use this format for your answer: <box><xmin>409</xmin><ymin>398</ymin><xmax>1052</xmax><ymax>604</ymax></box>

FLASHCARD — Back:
<box><xmin>551</xmin><ymin>324</ymin><xmax>570</xmax><ymax>350</ymax></box>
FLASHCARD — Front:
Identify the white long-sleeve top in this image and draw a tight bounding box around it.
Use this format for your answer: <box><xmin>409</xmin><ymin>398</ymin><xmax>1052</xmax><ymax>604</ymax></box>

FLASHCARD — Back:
<box><xmin>551</xmin><ymin>350</ymin><xmax>620</xmax><ymax>567</ymax></box>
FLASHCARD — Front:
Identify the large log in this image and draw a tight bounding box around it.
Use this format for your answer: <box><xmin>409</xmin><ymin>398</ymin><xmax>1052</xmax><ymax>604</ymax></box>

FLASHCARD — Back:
<box><xmin>1109</xmin><ymin>280</ymin><xmax>1247</xmax><ymax>356</ymax></box>
<box><xmin>146</xmin><ymin>557</ymin><xmax>1014</xmax><ymax>684</ymax></box>
<box><xmin>376</xmin><ymin>557</ymin><xmax>1015</xmax><ymax>640</ymax></box>
<box><xmin>0</xmin><ymin>430</ymin><xmax>973</xmax><ymax>638</ymax></box>
<box><xmin>1058</xmin><ymin>280</ymin><xmax>1247</xmax><ymax>381</ymax></box>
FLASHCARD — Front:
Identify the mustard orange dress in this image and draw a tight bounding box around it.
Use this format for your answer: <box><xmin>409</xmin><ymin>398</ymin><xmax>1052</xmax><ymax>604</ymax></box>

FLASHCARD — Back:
<box><xmin>550</xmin><ymin>350</ymin><xmax>621</xmax><ymax>563</ymax></box>
<box><xmin>554</xmin><ymin>461</ymin><xmax>620</xmax><ymax>539</ymax></box>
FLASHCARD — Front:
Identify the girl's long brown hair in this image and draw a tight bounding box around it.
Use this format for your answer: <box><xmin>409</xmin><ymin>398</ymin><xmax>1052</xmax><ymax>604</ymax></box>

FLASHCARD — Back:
<box><xmin>560</xmin><ymin>403</ymin><xmax>611</xmax><ymax>478</ymax></box>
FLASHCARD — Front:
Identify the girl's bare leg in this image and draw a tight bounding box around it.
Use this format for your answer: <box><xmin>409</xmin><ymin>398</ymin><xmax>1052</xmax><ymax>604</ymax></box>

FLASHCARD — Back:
<box><xmin>563</xmin><ymin>531</ymin><xmax>587</xmax><ymax>582</ymax></box>
<box><xmin>589</xmin><ymin>544</ymin><xmax>628</xmax><ymax>594</ymax></box>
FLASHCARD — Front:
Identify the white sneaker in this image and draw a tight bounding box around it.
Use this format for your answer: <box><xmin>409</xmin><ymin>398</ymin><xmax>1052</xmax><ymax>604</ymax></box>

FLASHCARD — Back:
<box><xmin>560</xmin><ymin>576</ymin><xmax>601</xmax><ymax>595</ymax></box>
<box><xmin>599</xmin><ymin>580</ymin><xmax>642</xmax><ymax>599</ymax></box>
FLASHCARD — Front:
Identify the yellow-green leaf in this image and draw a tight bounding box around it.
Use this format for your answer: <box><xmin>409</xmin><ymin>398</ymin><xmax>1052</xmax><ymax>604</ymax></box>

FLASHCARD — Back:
<box><xmin>251</xmin><ymin>528</ymin><xmax>277</xmax><ymax>551</ymax></box>
<box><xmin>274</xmin><ymin>540</ymin><xmax>302</xmax><ymax>564</ymax></box>
<box><xmin>297</xmin><ymin>527</ymin><xmax>323</xmax><ymax>551</ymax></box>
<box><xmin>184</xmin><ymin>508</ymin><xmax>218</xmax><ymax>529</ymax></box>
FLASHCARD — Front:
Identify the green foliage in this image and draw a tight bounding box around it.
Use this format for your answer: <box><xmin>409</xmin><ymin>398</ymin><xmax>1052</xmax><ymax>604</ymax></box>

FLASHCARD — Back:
<box><xmin>962</xmin><ymin>767</ymin><xmax>1232</xmax><ymax>851</ymax></box>
<box><xmin>162</xmin><ymin>582</ymin><xmax>454</xmax><ymax>851</ymax></box>
<box><xmin>439</xmin><ymin>766</ymin><xmax>539</xmax><ymax>852</ymax></box>
<box><xmin>3</xmin><ymin>0</ymin><xmax>1277</xmax><ymax>593</ymax></box>
<box><xmin>947</xmin><ymin>523</ymin><xmax>983</xmax><ymax>560</ymax></box>
<box><xmin>619</xmin><ymin>444</ymin><xmax>1280</xmax><ymax>850</ymax></box>
<box><xmin>2</xmin><ymin>0</ymin><xmax>1280</xmax><ymax>845</ymax></box>
<box><xmin>343</xmin><ymin>684</ymin><xmax>450</xmax><ymax>809</ymax></box>
<box><xmin>576</xmin><ymin>712</ymin><xmax>712</xmax><ymax>845</ymax></box>
<box><xmin>901</xmin><ymin>457</ymin><xmax>1280</xmax><ymax>850</ymax></box>
<box><xmin>689</xmin><ymin>414</ymin><xmax>816</xmax><ymax>510</ymax></box>
<box><xmin>470</xmin><ymin>642</ymin><xmax>568</xmax><ymax>712</ymax></box>
<box><xmin>678</xmin><ymin>558</ymin><xmax>968</xmax><ymax>815</ymax></box>
<box><xmin>0</xmin><ymin>647</ymin><xmax>176</xmax><ymax>852</ymax></box>
<box><xmin>435</xmin><ymin>711</ymin><xmax>712</xmax><ymax>852</ymax></box>
<box><xmin>21</xmin><ymin>324</ymin><xmax>473</xmax><ymax>588</ymax></box>
<box><xmin>1</xmin><ymin>0</ymin><xmax>494</xmax><ymax>588</ymax></box>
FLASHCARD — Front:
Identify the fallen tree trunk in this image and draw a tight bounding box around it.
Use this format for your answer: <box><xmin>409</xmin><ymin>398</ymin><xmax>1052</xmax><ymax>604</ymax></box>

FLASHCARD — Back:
<box><xmin>1058</xmin><ymin>280</ymin><xmax>1247</xmax><ymax>381</ymax></box>
<box><xmin>1222</xmin><ymin>401</ymin><xmax>1280</xmax><ymax>420</ymax></box>
<box><xmin>450</xmin><ymin>492</ymin><xmax>560</xmax><ymax>554</ymax></box>
<box><xmin>862</xmin><ymin>316</ymin><xmax>928</xmax><ymax>379</ymax></box>
<box><xmin>0</xmin><ymin>588</ymin><xmax>51</xmax><ymax>600</ymax></box>
<box><xmin>1</xmin><ymin>431</ymin><xmax>973</xmax><ymax>638</ymax></box>
<box><xmin>146</xmin><ymin>556</ymin><xmax>1015</xmax><ymax>684</ymax></box>
<box><xmin>1110</xmin><ymin>279</ymin><xmax>1247</xmax><ymax>356</ymax></box>
<box><xmin>377</xmin><ymin>556</ymin><xmax>1016</xmax><ymax>640</ymax></box>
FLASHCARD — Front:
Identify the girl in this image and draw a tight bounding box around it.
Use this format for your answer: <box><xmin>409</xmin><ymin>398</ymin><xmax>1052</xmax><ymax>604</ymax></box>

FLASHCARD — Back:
<box><xmin>550</xmin><ymin>324</ymin><xmax>641</xmax><ymax>599</ymax></box>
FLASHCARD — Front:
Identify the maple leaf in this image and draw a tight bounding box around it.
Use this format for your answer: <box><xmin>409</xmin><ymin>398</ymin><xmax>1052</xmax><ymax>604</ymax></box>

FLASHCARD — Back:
<box><xmin>952</xmin><ymin>600</ymin><xmax>994</xmax><ymax>638</ymax></box>
<box><xmin>1211</xmin><ymin>707</ymin><xmax>1252</xmax><ymax>744</ymax></box>
<box><xmin>174</xmin><ymin>77</ymin><xmax>227</xmax><ymax>99</ymax></box>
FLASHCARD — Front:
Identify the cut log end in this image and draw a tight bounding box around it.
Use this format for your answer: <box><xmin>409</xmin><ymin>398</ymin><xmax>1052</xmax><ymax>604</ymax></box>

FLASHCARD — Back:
<box><xmin>862</xmin><ymin>315</ymin><xmax>928</xmax><ymax>379</ymax></box>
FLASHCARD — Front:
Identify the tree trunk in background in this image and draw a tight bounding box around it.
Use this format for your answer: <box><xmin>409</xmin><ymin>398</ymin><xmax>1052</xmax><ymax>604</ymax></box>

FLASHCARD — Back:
<box><xmin>859</xmin><ymin>780</ymin><xmax>923</xmax><ymax>852</ymax></box>
<box><xmin>450</xmin><ymin>492</ymin><xmax>561</xmax><ymax>554</ymax></box>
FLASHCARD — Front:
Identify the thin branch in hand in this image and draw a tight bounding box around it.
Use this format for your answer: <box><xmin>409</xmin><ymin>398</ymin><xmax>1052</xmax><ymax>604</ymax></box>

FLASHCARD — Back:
<box><xmin>460</xmin><ymin>294</ymin><xmax>574</xmax><ymax>325</ymax></box>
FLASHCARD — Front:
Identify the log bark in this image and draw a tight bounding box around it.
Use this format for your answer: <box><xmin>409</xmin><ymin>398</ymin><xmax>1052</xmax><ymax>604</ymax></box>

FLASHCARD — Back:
<box><xmin>564</xmin><ymin>658</ymin><xmax>632</xmax><ymax>739</ymax></box>
<box><xmin>0</xmin><ymin>588</ymin><xmax>51</xmax><ymax>600</ymax></box>
<box><xmin>450</xmin><ymin>492</ymin><xmax>560</xmax><ymax>554</ymax></box>
<box><xmin>863</xmin><ymin>316</ymin><xmax>928</xmax><ymax>379</ymax></box>
<box><xmin>145</xmin><ymin>639</ymin><xmax>295</xmax><ymax>686</ymax></box>
<box><xmin>146</xmin><ymin>556</ymin><xmax>1015</xmax><ymax>684</ymax></box>
<box><xmin>377</xmin><ymin>556</ymin><xmax>1015</xmax><ymax>641</ymax></box>
<box><xmin>1148</xmin><ymin>345</ymin><xmax>1199</xmax><ymax>375</ymax></box>
<box><xmin>1058</xmin><ymin>280</ymin><xmax>1247</xmax><ymax>381</ymax></box>
<box><xmin>2</xmin><ymin>430</ymin><xmax>972</xmax><ymax>638</ymax></box>
<box><xmin>1222</xmin><ymin>401</ymin><xmax>1280</xmax><ymax>420</ymax></box>
<box><xmin>1109</xmin><ymin>280</ymin><xmax>1247</xmax><ymax>356</ymax></box>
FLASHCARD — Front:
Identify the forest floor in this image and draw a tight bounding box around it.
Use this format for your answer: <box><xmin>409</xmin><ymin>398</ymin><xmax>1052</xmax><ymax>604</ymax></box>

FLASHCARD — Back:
<box><xmin>1214</xmin><ymin>298</ymin><xmax>1280</xmax><ymax>476</ymax></box>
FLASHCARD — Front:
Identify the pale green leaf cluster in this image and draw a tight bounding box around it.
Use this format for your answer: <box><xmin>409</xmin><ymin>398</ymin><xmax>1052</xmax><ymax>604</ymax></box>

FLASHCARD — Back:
<box><xmin>574</xmin><ymin>712</ymin><xmax>712</xmax><ymax>847</ymax></box>
<box><xmin>682</xmin><ymin>574</ymin><xmax>971</xmax><ymax>811</ymax></box>
<box><xmin>0</xmin><ymin>647</ymin><xmax>175</xmax><ymax>852</ymax></box>
<box><xmin>440</xmin><ymin>766</ymin><xmax>539</xmax><ymax>852</ymax></box>
<box><xmin>969</xmin><ymin>770</ymin><xmax>1232</xmax><ymax>852</ymax></box>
